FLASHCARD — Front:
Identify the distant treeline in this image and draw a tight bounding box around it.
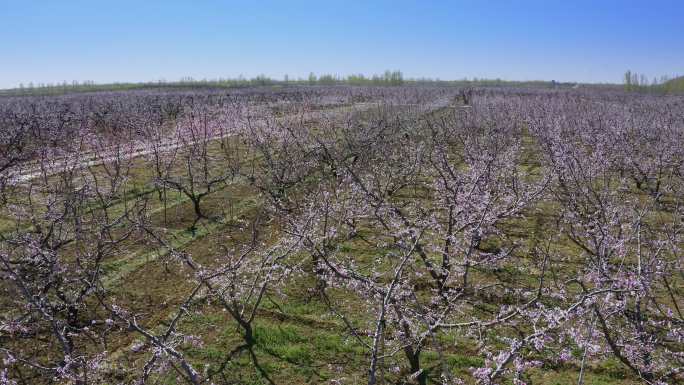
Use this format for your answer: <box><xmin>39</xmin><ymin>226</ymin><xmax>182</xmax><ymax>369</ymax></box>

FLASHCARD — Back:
<box><xmin>623</xmin><ymin>70</ymin><xmax>684</xmax><ymax>94</ymax></box>
<box><xmin>1</xmin><ymin>70</ymin><xmax>582</xmax><ymax>97</ymax></box>
<box><xmin>660</xmin><ymin>76</ymin><xmax>684</xmax><ymax>94</ymax></box>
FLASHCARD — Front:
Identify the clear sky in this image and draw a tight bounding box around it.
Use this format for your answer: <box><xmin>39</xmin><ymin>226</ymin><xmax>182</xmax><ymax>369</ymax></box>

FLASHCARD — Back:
<box><xmin>1</xmin><ymin>0</ymin><xmax>682</xmax><ymax>89</ymax></box>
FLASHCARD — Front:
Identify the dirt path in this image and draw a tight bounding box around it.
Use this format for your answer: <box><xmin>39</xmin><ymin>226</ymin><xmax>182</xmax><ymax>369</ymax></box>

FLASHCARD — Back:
<box><xmin>6</xmin><ymin>98</ymin><xmax>455</xmax><ymax>184</ymax></box>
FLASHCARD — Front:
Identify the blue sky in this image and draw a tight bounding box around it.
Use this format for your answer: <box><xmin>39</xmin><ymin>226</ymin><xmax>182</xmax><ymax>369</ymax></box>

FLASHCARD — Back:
<box><xmin>0</xmin><ymin>0</ymin><xmax>682</xmax><ymax>88</ymax></box>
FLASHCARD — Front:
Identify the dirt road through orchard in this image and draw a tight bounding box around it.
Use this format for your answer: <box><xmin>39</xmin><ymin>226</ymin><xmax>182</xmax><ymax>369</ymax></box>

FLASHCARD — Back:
<box><xmin>7</xmin><ymin>97</ymin><xmax>455</xmax><ymax>184</ymax></box>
